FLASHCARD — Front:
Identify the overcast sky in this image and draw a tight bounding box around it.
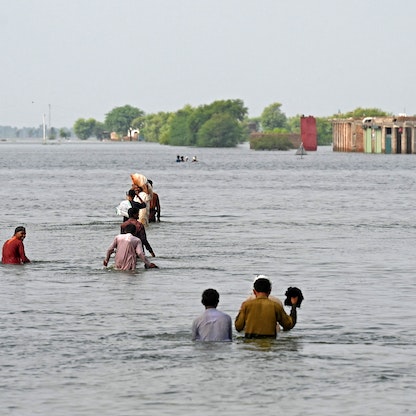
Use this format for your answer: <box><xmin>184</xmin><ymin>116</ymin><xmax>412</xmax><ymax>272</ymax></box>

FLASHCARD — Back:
<box><xmin>1</xmin><ymin>0</ymin><xmax>415</xmax><ymax>128</ymax></box>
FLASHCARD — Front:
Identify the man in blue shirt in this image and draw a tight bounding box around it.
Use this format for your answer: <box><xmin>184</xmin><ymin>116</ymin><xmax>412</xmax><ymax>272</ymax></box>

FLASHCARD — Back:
<box><xmin>192</xmin><ymin>289</ymin><xmax>232</xmax><ymax>342</ymax></box>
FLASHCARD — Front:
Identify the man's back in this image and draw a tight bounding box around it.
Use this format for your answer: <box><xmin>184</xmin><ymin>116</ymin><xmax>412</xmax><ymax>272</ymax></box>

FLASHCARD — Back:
<box><xmin>192</xmin><ymin>308</ymin><xmax>232</xmax><ymax>341</ymax></box>
<box><xmin>109</xmin><ymin>233</ymin><xmax>142</xmax><ymax>270</ymax></box>
<box><xmin>121</xmin><ymin>218</ymin><xmax>142</xmax><ymax>236</ymax></box>
<box><xmin>235</xmin><ymin>296</ymin><xmax>294</xmax><ymax>337</ymax></box>
<box><xmin>2</xmin><ymin>237</ymin><xmax>28</xmax><ymax>264</ymax></box>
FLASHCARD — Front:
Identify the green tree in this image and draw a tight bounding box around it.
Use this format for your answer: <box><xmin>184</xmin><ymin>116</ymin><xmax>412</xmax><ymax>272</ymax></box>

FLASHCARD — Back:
<box><xmin>93</xmin><ymin>121</ymin><xmax>107</xmax><ymax>140</ymax></box>
<box><xmin>207</xmin><ymin>99</ymin><xmax>247</xmax><ymax>122</ymax></box>
<box><xmin>286</xmin><ymin>115</ymin><xmax>301</xmax><ymax>133</ymax></box>
<box><xmin>59</xmin><ymin>128</ymin><xmax>70</xmax><ymax>140</ymax></box>
<box><xmin>138</xmin><ymin>112</ymin><xmax>172</xmax><ymax>143</ymax></box>
<box><xmin>196</xmin><ymin>113</ymin><xmax>243</xmax><ymax>147</ymax></box>
<box><xmin>73</xmin><ymin>118</ymin><xmax>96</xmax><ymax>140</ymax></box>
<box><xmin>333</xmin><ymin>107</ymin><xmax>391</xmax><ymax>119</ymax></box>
<box><xmin>166</xmin><ymin>105</ymin><xmax>194</xmax><ymax>146</ymax></box>
<box><xmin>49</xmin><ymin>127</ymin><xmax>56</xmax><ymax>140</ymax></box>
<box><xmin>105</xmin><ymin>105</ymin><xmax>144</xmax><ymax>136</ymax></box>
<box><xmin>189</xmin><ymin>99</ymin><xmax>248</xmax><ymax>144</ymax></box>
<box><xmin>316</xmin><ymin>117</ymin><xmax>333</xmax><ymax>145</ymax></box>
<box><xmin>261</xmin><ymin>102</ymin><xmax>287</xmax><ymax>131</ymax></box>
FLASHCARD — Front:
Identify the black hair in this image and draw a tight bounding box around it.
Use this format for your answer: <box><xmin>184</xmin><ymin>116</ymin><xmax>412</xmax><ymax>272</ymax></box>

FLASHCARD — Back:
<box><xmin>201</xmin><ymin>288</ymin><xmax>219</xmax><ymax>307</ymax></box>
<box><xmin>253</xmin><ymin>277</ymin><xmax>271</xmax><ymax>294</ymax></box>
<box><xmin>128</xmin><ymin>207</ymin><xmax>139</xmax><ymax>218</ymax></box>
<box><xmin>127</xmin><ymin>189</ymin><xmax>136</xmax><ymax>198</ymax></box>
<box><xmin>124</xmin><ymin>224</ymin><xmax>136</xmax><ymax>235</ymax></box>
<box><xmin>14</xmin><ymin>226</ymin><xmax>26</xmax><ymax>234</ymax></box>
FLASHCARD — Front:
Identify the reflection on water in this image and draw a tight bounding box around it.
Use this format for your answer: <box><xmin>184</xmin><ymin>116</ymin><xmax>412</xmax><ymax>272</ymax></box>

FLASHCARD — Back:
<box><xmin>0</xmin><ymin>141</ymin><xmax>415</xmax><ymax>415</ymax></box>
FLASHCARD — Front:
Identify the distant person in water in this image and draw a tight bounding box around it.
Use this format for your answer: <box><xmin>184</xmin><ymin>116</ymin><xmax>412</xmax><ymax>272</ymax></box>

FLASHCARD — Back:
<box><xmin>192</xmin><ymin>155</ymin><xmax>198</xmax><ymax>162</ymax></box>
<box><xmin>192</xmin><ymin>288</ymin><xmax>232</xmax><ymax>342</ymax></box>
<box><xmin>103</xmin><ymin>224</ymin><xmax>157</xmax><ymax>271</ymax></box>
<box><xmin>147</xmin><ymin>179</ymin><xmax>161</xmax><ymax>223</ymax></box>
<box><xmin>2</xmin><ymin>226</ymin><xmax>31</xmax><ymax>264</ymax></box>
<box><xmin>176</xmin><ymin>155</ymin><xmax>181</xmax><ymax>162</ymax></box>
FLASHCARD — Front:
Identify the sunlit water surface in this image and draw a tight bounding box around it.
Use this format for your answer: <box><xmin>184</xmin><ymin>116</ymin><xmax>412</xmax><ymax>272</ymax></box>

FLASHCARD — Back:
<box><xmin>1</xmin><ymin>140</ymin><xmax>415</xmax><ymax>415</ymax></box>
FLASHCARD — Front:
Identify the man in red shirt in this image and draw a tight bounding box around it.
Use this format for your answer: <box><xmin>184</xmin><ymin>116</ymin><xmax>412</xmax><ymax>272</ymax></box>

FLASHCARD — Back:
<box><xmin>2</xmin><ymin>226</ymin><xmax>31</xmax><ymax>264</ymax></box>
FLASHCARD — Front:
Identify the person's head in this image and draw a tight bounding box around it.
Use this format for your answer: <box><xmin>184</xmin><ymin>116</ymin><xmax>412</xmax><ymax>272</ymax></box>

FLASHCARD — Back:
<box><xmin>127</xmin><ymin>189</ymin><xmax>136</xmax><ymax>199</ymax></box>
<box><xmin>124</xmin><ymin>224</ymin><xmax>136</xmax><ymax>235</ymax></box>
<box><xmin>128</xmin><ymin>207</ymin><xmax>139</xmax><ymax>219</ymax></box>
<box><xmin>147</xmin><ymin>179</ymin><xmax>153</xmax><ymax>186</ymax></box>
<box><xmin>14</xmin><ymin>226</ymin><xmax>26</xmax><ymax>240</ymax></box>
<box><xmin>201</xmin><ymin>288</ymin><xmax>219</xmax><ymax>309</ymax></box>
<box><xmin>253</xmin><ymin>277</ymin><xmax>272</xmax><ymax>295</ymax></box>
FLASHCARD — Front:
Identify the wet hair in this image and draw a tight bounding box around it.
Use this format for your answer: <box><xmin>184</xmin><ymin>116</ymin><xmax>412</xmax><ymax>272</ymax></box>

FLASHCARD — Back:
<box><xmin>124</xmin><ymin>224</ymin><xmax>136</xmax><ymax>235</ymax></box>
<box><xmin>201</xmin><ymin>288</ymin><xmax>219</xmax><ymax>307</ymax></box>
<box><xmin>253</xmin><ymin>277</ymin><xmax>271</xmax><ymax>294</ymax></box>
<box><xmin>127</xmin><ymin>189</ymin><xmax>136</xmax><ymax>198</ymax></box>
<box><xmin>128</xmin><ymin>207</ymin><xmax>139</xmax><ymax>218</ymax></box>
<box><xmin>14</xmin><ymin>226</ymin><xmax>26</xmax><ymax>234</ymax></box>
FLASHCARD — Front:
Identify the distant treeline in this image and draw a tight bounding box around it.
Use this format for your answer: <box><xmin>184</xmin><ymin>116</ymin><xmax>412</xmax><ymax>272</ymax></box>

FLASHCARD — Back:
<box><xmin>1</xmin><ymin>105</ymin><xmax>393</xmax><ymax>147</ymax></box>
<box><xmin>0</xmin><ymin>125</ymin><xmax>73</xmax><ymax>140</ymax></box>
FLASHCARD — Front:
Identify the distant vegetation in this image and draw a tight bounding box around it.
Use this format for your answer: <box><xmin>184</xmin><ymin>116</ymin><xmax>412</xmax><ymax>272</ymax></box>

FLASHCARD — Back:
<box><xmin>0</xmin><ymin>104</ymin><xmax>397</xmax><ymax>149</ymax></box>
<box><xmin>250</xmin><ymin>133</ymin><xmax>297</xmax><ymax>151</ymax></box>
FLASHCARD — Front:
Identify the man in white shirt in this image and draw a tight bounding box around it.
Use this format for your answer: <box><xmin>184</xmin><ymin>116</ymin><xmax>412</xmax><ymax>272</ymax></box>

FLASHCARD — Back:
<box><xmin>192</xmin><ymin>289</ymin><xmax>232</xmax><ymax>342</ymax></box>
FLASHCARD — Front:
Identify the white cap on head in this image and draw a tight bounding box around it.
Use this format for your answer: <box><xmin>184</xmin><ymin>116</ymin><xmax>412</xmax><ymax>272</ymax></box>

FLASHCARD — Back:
<box><xmin>253</xmin><ymin>274</ymin><xmax>272</xmax><ymax>286</ymax></box>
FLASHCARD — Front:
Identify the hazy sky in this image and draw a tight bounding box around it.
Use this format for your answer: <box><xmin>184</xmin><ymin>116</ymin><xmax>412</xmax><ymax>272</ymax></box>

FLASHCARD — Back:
<box><xmin>1</xmin><ymin>0</ymin><xmax>415</xmax><ymax>128</ymax></box>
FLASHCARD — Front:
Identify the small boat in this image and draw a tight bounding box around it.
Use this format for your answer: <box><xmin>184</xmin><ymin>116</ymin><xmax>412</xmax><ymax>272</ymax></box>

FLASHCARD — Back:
<box><xmin>296</xmin><ymin>143</ymin><xmax>307</xmax><ymax>156</ymax></box>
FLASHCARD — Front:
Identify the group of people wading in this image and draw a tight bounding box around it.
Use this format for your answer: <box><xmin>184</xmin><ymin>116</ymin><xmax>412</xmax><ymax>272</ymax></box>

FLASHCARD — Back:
<box><xmin>1</xmin><ymin>174</ymin><xmax>305</xmax><ymax>341</ymax></box>
<box><xmin>105</xmin><ymin>174</ymin><xmax>161</xmax><ymax>271</ymax></box>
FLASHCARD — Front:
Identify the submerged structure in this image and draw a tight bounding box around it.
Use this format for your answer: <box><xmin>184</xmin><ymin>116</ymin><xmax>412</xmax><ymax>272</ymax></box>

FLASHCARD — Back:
<box><xmin>332</xmin><ymin>116</ymin><xmax>416</xmax><ymax>154</ymax></box>
<box><xmin>300</xmin><ymin>116</ymin><xmax>317</xmax><ymax>151</ymax></box>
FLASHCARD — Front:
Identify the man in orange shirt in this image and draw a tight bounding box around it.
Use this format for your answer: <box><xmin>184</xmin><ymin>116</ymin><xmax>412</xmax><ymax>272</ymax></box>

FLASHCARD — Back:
<box><xmin>2</xmin><ymin>226</ymin><xmax>31</xmax><ymax>264</ymax></box>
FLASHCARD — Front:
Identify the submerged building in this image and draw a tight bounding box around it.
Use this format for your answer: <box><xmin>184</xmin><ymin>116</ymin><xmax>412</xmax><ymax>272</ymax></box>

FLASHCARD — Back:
<box><xmin>332</xmin><ymin>116</ymin><xmax>416</xmax><ymax>154</ymax></box>
<box><xmin>300</xmin><ymin>115</ymin><xmax>317</xmax><ymax>151</ymax></box>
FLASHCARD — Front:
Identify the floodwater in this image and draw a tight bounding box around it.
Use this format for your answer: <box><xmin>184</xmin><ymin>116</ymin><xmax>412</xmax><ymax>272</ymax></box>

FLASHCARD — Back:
<box><xmin>0</xmin><ymin>140</ymin><xmax>415</xmax><ymax>416</ymax></box>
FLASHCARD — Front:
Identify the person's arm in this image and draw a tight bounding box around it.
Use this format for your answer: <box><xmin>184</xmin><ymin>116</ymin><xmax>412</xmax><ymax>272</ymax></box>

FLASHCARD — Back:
<box><xmin>155</xmin><ymin>195</ymin><xmax>161</xmax><ymax>221</ymax></box>
<box><xmin>138</xmin><ymin>227</ymin><xmax>155</xmax><ymax>257</ymax></box>
<box><xmin>131</xmin><ymin>199</ymin><xmax>146</xmax><ymax>210</ymax></box>
<box><xmin>103</xmin><ymin>239</ymin><xmax>116</xmax><ymax>266</ymax></box>
<box><xmin>278</xmin><ymin>302</ymin><xmax>297</xmax><ymax>331</ymax></box>
<box><xmin>137</xmin><ymin>252</ymin><xmax>150</xmax><ymax>267</ymax></box>
<box><xmin>235</xmin><ymin>304</ymin><xmax>246</xmax><ymax>332</ymax></box>
<box><xmin>19</xmin><ymin>242</ymin><xmax>30</xmax><ymax>263</ymax></box>
<box><xmin>191</xmin><ymin>319</ymin><xmax>198</xmax><ymax>341</ymax></box>
<box><xmin>227</xmin><ymin>315</ymin><xmax>233</xmax><ymax>340</ymax></box>
<box><xmin>135</xmin><ymin>242</ymin><xmax>157</xmax><ymax>268</ymax></box>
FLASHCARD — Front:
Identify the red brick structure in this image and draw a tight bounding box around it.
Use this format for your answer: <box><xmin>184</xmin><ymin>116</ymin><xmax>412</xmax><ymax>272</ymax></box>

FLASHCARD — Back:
<box><xmin>300</xmin><ymin>116</ymin><xmax>317</xmax><ymax>151</ymax></box>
